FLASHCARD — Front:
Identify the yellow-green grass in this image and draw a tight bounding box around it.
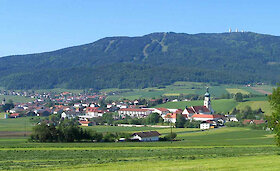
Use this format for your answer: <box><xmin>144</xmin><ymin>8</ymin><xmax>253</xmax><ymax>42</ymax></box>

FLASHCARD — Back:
<box><xmin>155</xmin><ymin>99</ymin><xmax>238</xmax><ymax>113</ymax></box>
<box><xmin>226</xmin><ymin>88</ymin><xmax>250</xmax><ymax>94</ymax></box>
<box><xmin>236</xmin><ymin>101</ymin><xmax>272</xmax><ymax>115</ymax></box>
<box><xmin>69</xmin><ymin>155</ymin><xmax>280</xmax><ymax>171</ymax></box>
<box><xmin>163</xmin><ymin>93</ymin><xmax>180</xmax><ymax>96</ymax></box>
<box><xmin>0</xmin><ymin>95</ymin><xmax>33</xmax><ymax>103</ymax></box>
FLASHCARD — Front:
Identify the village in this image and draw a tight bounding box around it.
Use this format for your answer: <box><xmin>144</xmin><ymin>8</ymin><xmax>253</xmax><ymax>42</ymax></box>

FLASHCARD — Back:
<box><xmin>0</xmin><ymin>87</ymin><xmax>266</xmax><ymax>142</ymax></box>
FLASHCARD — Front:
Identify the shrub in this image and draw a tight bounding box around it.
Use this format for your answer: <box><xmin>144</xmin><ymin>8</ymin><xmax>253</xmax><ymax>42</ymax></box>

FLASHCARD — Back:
<box><xmin>164</xmin><ymin>132</ymin><xmax>177</xmax><ymax>141</ymax></box>
<box><xmin>225</xmin><ymin>122</ymin><xmax>243</xmax><ymax>127</ymax></box>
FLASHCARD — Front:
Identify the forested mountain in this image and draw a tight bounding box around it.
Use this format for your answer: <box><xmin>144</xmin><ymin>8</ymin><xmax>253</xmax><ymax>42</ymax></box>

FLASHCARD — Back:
<box><xmin>1</xmin><ymin>32</ymin><xmax>280</xmax><ymax>89</ymax></box>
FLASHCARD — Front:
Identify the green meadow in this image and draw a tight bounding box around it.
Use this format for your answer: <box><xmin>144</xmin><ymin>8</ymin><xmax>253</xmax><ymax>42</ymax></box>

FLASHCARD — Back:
<box><xmin>0</xmin><ymin>95</ymin><xmax>33</xmax><ymax>103</ymax></box>
<box><xmin>0</xmin><ymin>126</ymin><xmax>278</xmax><ymax>170</ymax></box>
<box><xmin>104</xmin><ymin>81</ymin><xmax>233</xmax><ymax>101</ymax></box>
<box><xmin>155</xmin><ymin>99</ymin><xmax>238</xmax><ymax>113</ymax></box>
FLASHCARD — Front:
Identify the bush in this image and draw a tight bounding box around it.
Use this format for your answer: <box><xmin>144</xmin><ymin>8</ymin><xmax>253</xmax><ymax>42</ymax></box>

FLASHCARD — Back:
<box><xmin>103</xmin><ymin>133</ymin><xmax>117</xmax><ymax>142</ymax></box>
<box><xmin>164</xmin><ymin>132</ymin><xmax>177</xmax><ymax>141</ymax></box>
<box><xmin>184</xmin><ymin>120</ymin><xmax>200</xmax><ymax>128</ymax></box>
<box><xmin>224</xmin><ymin>122</ymin><xmax>243</xmax><ymax>127</ymax></box>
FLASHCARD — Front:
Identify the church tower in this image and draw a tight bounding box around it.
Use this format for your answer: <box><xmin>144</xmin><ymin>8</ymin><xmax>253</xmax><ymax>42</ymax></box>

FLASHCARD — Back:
<box><xmin>204</xmin><ymin>87</ymin><xmax>214</xmax><ymax>114</ymax></box>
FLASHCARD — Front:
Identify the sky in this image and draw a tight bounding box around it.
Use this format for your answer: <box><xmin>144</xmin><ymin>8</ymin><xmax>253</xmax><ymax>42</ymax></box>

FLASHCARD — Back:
<box><xmin>1</xmin><ymin>0</ymin><xmax>280</xmax><ymax>57</ymax></box>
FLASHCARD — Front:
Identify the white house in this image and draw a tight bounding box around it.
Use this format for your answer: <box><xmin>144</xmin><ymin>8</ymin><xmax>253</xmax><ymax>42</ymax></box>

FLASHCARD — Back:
<box><xmin>200</xmin><ymin>122</ymin><xmax>210</xmax><ymax>130</ymax></box>
<box><xmin>84</xmin><ymin>107</ymin><xmax>105</xmax><ymax>118</ymax></box>
<box><xmin>61</xmin><ymin>111</ymin><xmax>83</xmax><ymax>119</ymax></box>
<box><xmin>131</xmin><ymin>131</ymin><xmax>161</xmax><ymax>141</ymax></box>
<box><xmin>118</xmin><ymin>108</ymin><xmax>152</xmax><ymax>118</ymax></box>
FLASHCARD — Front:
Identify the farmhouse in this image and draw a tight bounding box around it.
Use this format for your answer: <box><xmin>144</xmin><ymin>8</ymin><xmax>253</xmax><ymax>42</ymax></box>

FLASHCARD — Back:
<box><xmin>84</xmin><ymin>107</ymin><xmax>106</xmax><ymax>118</ymax></box>
<box><xmin>131</xmin><ymin>131</ymin><xmax>161</xmax><ymax>141</ymax></box>
<box><xmin>118</xmin><ymin>108</ymin><xmax>152</xmax><ymax>118</ymax></box>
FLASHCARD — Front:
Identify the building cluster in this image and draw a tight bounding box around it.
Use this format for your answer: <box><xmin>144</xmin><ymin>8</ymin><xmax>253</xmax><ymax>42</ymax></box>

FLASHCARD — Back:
<box><xmin>2</xmin><ymin>88</ymin><xmax>260</xmax><ymax>130</ymax></box>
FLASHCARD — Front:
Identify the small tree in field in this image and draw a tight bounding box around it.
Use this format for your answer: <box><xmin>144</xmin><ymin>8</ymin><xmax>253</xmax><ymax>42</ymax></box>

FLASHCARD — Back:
<box><xmin>268</xmin><ymin>87</ymin><xmax>280</xmax><ymax>146</ymax></box>
<box><xmin>234</xmin><ymin>93</ymin><xmax>243</xmax><ymax>102</ymax></box>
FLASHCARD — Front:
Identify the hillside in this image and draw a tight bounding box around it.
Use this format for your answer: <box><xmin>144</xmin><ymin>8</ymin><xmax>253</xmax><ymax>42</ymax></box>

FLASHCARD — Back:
<box><xmin>1</xmin><ymin>32</ymin><xmax>280</xmax><ymax>89</ymax></box>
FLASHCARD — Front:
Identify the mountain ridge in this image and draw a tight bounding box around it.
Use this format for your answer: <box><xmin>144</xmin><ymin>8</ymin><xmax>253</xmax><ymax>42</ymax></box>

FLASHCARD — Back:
<box><xmin>0</xmin><ymin>32</ymin><xmax>280</xmax><ymax>89</ymax></box>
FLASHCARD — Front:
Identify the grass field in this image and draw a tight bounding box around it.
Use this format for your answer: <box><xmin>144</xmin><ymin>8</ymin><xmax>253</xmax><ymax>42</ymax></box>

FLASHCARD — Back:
<box><xmin>71</xmin><ymin>155</ymin><xmax>280</xmax><ymax>171</ymax></box>
<box><xmin>104</xmin><ymin>82</ymin><xmax>231</xmax><ymax>100</ymax></box>
<box><xmin>0</xmin><ymin>95</ymin><xmax>34</xmax><ymax>103</ymax></box>
<box><xmin>0</xmin><ymin>127</ymin><xmax>277</xmax><ymax>170</ymax></box>
<box><xmin>226</xmin><ymin>88</ymin><xmax>250</xmax><ymax>94</ymax></box>
<box><xmin>104</xmin><ymin>82</ymin><xmax>276</xmax><ymax>101</ymax></box>
<box><xmin>155</xmin><ymin>99</ymin><xmax>238</xmax><ymax>114</ymax></box>
<box><xmin>0</xmin><ymin>116</ymin><xmax>277</xmax><ymax>170</ymax></box>
<box><xmin>0</xmin><ymin>112</ymin><xmax>5</xmax><ymax>119</ymax></box>
<box><xmin>236</xmin><ymin>100</ymin><xmax>272</xmax><ymax>115</ymax></box>
<box><xmin>0</xmin><ymin>117</ymin><xmax>33</xmax><ymax>132</ymax></box>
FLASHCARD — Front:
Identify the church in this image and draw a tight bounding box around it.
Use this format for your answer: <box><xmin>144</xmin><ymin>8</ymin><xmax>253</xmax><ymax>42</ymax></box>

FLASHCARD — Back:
<box><xmin>182</xmin><ymin>88</ymin><xmax>223</xmax><ymax>121</ymax></box>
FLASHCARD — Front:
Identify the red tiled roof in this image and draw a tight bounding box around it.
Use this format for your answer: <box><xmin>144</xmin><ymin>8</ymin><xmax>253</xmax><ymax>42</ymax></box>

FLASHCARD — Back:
<box><xmin>243</xmin><ymin>120</ymin><xmax>265</xmax><ymax>125</ymax></box>
<box><xmin>79</xmin><ymin>121</ymin><xmax>91</xmax><ymax>124</ymax></box>
<box><xmin>10</xmin><ymin>113</ymin><xmax>20</xmax><ymax>117</ymax></box>
<box><xmin>192</xmin><ymin>106</ymin><xmax>210</xmax><ymax>113</ymax></box>
<box><xmin>156</xmin><ymin>108</ymin><xmax>169</xmax><ymax>112</ymax></box>
<box><xmin>253</xmin><ymin>120</ymin><xmax>265</xmax><ymax>125</ymax></box>
<box><xmin>191</xmin><ymin>114</ymin><xmax>222</xmax><ymax>119</ymax></box>
<box><xmin>118</xmin><ymin>108</ymin><xmax>149</xmax><ymax>112</ymax></box>
<box><xmin>165</xmin><ymin>113</ymin><xmax>177</xmax><ymax>119</ymax></box>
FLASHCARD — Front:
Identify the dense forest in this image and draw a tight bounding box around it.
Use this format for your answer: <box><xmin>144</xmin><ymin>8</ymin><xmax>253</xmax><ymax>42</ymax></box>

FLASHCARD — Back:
<box><xmin>0</xmin><ymin>32</ymin><xmax>280</xmax><ymax>89</ymax></box>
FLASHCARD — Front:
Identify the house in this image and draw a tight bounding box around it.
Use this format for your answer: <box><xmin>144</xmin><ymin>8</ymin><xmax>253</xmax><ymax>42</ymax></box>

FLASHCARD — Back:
<box><xmin>61</xmin><ymin>111</ymin><xmax>83</xmax><ymax>119</ymax></box>
<box><xmin>131</xmin><ymin>131</ymin><xmax>161</xmax><ymax>141</ymax></box>
<box><xmin>154</xmin><ymin>108</ymin><xmax>169</xmax><ymax>116</ymax></box>
<box><xmin>118</xmin><ymin>108</ymin><xmax>152</xmax><ymax>118</ymax></box>
<box><xmin>143</xmin><ymin>108</ymin><xmax>170</xmax><ymax>117</ymax></box>
<box><xmin>36</xmin><ymin>109</ymin><xmax>51</xmax><ymax>117</ymax></box>
<box><xmin>79</xmin><ymin>120</ymin><xmax>94</xmax><ymax>126</ymax></box>
<box><xmin>10</xmin><ymin>113</ymin><xmax>20</xmax><ymax>118</ymax></box>
<box><xmin>243</xmin><ymin>120</ymin><xmax>265</xmax><ymax>125</ymax></box>
<box><xmin>200</xmin><ymin>122</ymin><xmax>210</xmax><ymax>130</ymax></box>
<box><xmin>191</xmin><ymin>114</ymin><xmax>224</xmax><ymax>122</ymax></box>
<box><xmin>84</xmin><ymin>107</ymin><xmax>106</xmax><ymax>118</ymax></box>
<box><xmin>164</xmin><ymin>113</ymin><xmax>177</xmax><ymax>123</ymax></box>
<box><xmin>227</xmin><ymin>115</ymin><xmax>239</xmax><ymax>122</ymax></box>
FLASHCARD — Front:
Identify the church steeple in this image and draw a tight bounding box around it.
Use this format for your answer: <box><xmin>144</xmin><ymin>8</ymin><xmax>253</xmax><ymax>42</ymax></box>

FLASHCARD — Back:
<box><xmin>204</xmin><ymin>87</ymin><xmax>214</xmax><ymax>114</ymax></box>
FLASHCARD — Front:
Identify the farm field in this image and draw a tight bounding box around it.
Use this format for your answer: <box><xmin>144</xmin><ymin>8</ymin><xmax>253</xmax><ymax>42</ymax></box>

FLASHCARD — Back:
<box><xmin>104</xmin><ymin>82</ymin><xmax>234</xmax><ymax>101</ymax></box>
<box><xmin>0</xmin><ymin>127</ymin><xmax>278</xmax><ymax>170</ymax></box>
<box><xmin>226</xmin><ymin>88</ymin><xmax>250</xmax><ymax>94</ymax></box>
<box><xmin>70</xmin><ymin>155</ymin><xmax>280</xmax><ymax>171</ymax></box>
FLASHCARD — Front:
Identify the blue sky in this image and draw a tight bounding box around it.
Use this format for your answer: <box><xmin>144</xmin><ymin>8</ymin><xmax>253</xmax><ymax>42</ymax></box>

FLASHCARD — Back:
<box><xmin>1</xmin><ymin>0</ymin><xmax>280</xmax><ymax>57</ymax></box>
